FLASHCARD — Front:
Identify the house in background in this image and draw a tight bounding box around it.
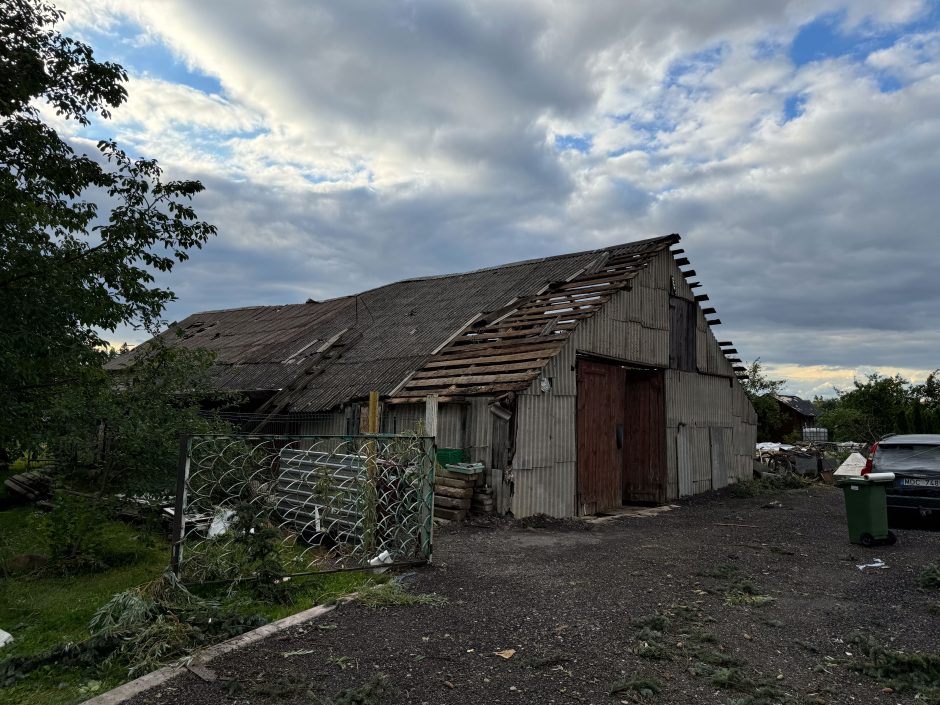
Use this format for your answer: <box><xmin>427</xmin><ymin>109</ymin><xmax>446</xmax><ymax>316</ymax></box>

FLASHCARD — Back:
<box><xmin>772</xmin><ymin>395</ymin><xmax>820</xmax><ymax>441</ymax></box>
<box><xmin>112</xmin><ymin>234</ymin><xmax>757</xmax><ymax>517</ymax></box>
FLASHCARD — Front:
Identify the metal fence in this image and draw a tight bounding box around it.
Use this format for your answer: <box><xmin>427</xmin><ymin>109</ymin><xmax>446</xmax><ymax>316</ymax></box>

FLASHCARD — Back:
<box><xmin>171</xmin><ymin>434</ymin><xmax>435</xmax><ymax>583</ymax></box>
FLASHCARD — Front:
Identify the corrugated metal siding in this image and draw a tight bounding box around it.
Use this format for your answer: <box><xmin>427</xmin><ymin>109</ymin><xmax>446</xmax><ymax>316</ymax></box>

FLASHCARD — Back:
<box><xmin>437</xmin><ymin>403</ymin><xmax>466</xmax><ymax>450</ymax></box>
<box><xmin>466</xmin><ymin>396</ymin><xmax>493</xmax><ymax>470</ymax></box>
<box><xmin>298</xmin><ymin>413</ymin><xmax>347</xmax><ymax>436</ymax></box>
<box><xmin>664</xmin><ymin>369</ymin><xmax>756</xmax><ymax>498</ymax></box>
<box><xmin>511</xmin><ymin>392</ymin><xmax>577</xmax><ymax>517</ymax></box>
<box><xmin>380</xmin><ymin>403</ymin><xmax>424</xmax><ymax>435</ymax></box>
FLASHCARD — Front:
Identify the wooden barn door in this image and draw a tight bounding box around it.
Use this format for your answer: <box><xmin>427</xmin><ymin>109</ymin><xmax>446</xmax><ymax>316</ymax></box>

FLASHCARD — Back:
<box><xmin>576</xmin><ymin>359</ymin><xmax>625</xmax><ymax>515</ymax></box>
<box><xmin>622</xmin><ymin>369</ymin><xmax>667</xmax><ymax>503</ymax></box>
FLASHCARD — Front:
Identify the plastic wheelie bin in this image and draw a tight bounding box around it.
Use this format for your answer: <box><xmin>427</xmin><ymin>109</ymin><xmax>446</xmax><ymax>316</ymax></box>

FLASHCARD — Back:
<box><xmin>837</xmin><ymin>473</ymin><xmax>897</xmax><ymax>547</ymax></box>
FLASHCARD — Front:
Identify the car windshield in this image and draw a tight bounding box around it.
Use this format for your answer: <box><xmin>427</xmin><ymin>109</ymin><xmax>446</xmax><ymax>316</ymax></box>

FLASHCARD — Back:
<box><xmin>873</xmin><ymin>444</ymin><xmax>940</xmax><ymax>473</ymax></box>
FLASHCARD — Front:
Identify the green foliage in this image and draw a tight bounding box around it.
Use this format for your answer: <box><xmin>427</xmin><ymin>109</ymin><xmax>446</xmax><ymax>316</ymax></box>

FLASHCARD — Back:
<box><xmin>49</xmin><ymin>339</ymin><xmax>237</xmax><ymax>495</ymax></box>
<box><xmin>816</xmin><ymin>371</ymin><xmax>940</xmax><ymax>442</ymax></box>
<box><xmin>848</xmin><ymin>633</ymin><xmax>940</xmax><ymax>703</ymax></box>
<box><xmin>740</xmin><ymin>360</ymin><xmax>785</xmax><ymax>440</ymax></box>
<box><xmin>919</xmin><ymin>563</ymin><xmax>940</xmax><ymax>591</ymax></box>
<box><xmin>728</xmin><ymin>472</ymin><xmax>805</xmax><ymax>497</ymax></box>
<box><xmin>39</xmin><ymin>491</ymin><xmax>109</xmax><ymax>574</ymax></box>
<box><xmin>354</xmin><ymin>579</ymin><xmax>447</xmax><ymax>608</ymax></box>
<box><xmin>329</xmin><ymin>674</ymin><xmax>390</xmax><ymax>705</ymax></box>
<box><xmin>0</xmin><ymin>0</ymin><xmax>217</xmax><ymax>457</ymax></box>
<box><xmin>609</xmin><ymin>676</ymin><xmax>661</xmax><ymax>698</ymax></box>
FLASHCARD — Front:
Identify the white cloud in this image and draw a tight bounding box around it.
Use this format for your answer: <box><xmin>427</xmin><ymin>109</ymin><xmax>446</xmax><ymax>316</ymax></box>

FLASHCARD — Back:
<box><xmin>48</xmin><ymin>0</ymin><xmax>940</xmax><ymax>385</ymax></box>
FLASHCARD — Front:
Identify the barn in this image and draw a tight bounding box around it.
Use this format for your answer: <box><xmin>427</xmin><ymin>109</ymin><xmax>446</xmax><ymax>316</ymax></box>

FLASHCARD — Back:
<box><xmin>114</xmin><ymin>234</ymin><xmax>757</xmax><ymax>517</ymax></box>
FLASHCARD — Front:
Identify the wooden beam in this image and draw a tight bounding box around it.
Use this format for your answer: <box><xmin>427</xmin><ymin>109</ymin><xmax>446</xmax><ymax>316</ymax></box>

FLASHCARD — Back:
<box><xmin>688</xmin><ymin>282</ymin><xmax>702</xmax><ymax>289</ymax></box>
<box><xmin>706</xmin><ymin>319</ymin><xmax>722</xmax><ymax>326</ymax></box>
<box><xmin>701</xmin><ymin>307</ymin><xmax>716</xmax><ymax>315</ymax></box>
<box><xmin>722</xmin><ymin>348</ymin><xmax>737</xmax><ymax>354</ymax></box>
<box><xmin>670</xmin><ymin>248</ymin><xmax>685</xmax><ymax>255</ymax></box>
<box><xmin>681</xmin><ymin>269</ymin><xmax>696</xmax><ymax>278</ymax></box>
<box><xmin>674</xmin><ymin>256</ymin><xmax>690</xmax><ymax>266</ymax></box>
<box><xmin>367</xmin><ymin>391</ymin><xmax>379</xmax><ymax>434</ymax></box>
<box><xmin>718</xmin><ymin>341</ymin><xmax>734</xmax><ymax>346</ymax></box>
<box><xmin>694</xmin><ymin>294</ymin><xmax>709</xmax><ymax>302</ymax></box>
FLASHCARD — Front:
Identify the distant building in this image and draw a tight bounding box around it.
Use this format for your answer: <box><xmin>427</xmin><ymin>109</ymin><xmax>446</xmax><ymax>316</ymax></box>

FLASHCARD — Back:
<box><xmin>112</xmin><ymin>234</ymin><xmax>757</xmax><ymax>516</ymax></box>
<box><xmin>772</xmin><ymin>394</ymin><xmax>819</xmax><ymax>441</ymax></box>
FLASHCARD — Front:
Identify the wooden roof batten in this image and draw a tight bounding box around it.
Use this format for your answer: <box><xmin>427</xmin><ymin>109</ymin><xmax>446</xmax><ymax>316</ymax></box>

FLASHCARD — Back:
<box><xmin>390</xmin><ymin>235</ymin><xmax>679</xmax><ymax>401</ymax></box>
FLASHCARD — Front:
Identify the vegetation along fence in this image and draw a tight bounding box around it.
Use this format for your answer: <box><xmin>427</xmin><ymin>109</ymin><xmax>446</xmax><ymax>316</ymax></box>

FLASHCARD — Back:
<box><xmin>171</xmin><ymin>434</ymin><xmax>436</xmax><ymax>584</ymax></box>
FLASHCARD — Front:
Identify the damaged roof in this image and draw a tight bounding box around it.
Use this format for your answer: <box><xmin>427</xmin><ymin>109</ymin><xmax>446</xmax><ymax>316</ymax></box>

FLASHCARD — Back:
<box><xmin>775</xmin><ymin>395</ymin><xmax>819</xmax><ymax>418</ymax></box>
<box><xmin>109</xmin><ymin>234</ymin><xmax>679</xmax><ymax>411</ymax></box>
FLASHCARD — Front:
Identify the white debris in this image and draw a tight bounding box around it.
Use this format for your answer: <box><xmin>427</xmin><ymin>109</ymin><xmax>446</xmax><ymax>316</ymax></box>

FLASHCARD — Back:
<box><xmin>207</xmin><ymin>508</ymin><xmax>235</xmax><ymax>538</ymax></box>
<box><xmin>857</xmin><ymin>558</ymin><xmax>888</xmax><ymax>571</ymax></box>
<box><xmin>0</xmin><ymin>629</ymin><xmax>12</xmax><ymax>648</ymax></box>
<box><xmin>835</xmin><ymin>452</ymin><xmax>868</xmax><ymax>477</ymax></box>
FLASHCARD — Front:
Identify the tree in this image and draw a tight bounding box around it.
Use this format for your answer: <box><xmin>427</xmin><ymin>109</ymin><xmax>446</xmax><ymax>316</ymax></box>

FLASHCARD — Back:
<box><xmin>817</xmin><ymin>373</ymin><xmax>918</xmax><ymax>442</ymax></box>
<box><xmin>0</xmin><ymin>0</ymin><xmax>216</xmax><ymax>456</ymax></box>
<box><xmin>50</xmin><ymin>338</ymin><xmax>237</xmax><ymax>495</ymax></box>
<box><xmin>740</xmin><ymin>359</ymin><xmax>785</xmax><ymax>441</ymax></box>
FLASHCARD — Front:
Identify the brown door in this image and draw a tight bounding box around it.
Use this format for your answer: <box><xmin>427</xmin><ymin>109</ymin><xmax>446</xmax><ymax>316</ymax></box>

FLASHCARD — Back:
<box><xmin>576</xmin><ymin>359</ymin><xmax>625</xmax><ymax>514</ymax></box>
<box><xmin>622</xmin><ymin>369</ymin><xmax>667</xmax><ymax>503</ymax></box>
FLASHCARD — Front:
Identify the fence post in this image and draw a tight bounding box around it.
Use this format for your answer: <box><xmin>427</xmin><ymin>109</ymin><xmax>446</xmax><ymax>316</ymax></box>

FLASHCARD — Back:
<box><xmin>170</xmin><ymin>434</ymin><xmax>191</xmax><ymax>575</ymax></box>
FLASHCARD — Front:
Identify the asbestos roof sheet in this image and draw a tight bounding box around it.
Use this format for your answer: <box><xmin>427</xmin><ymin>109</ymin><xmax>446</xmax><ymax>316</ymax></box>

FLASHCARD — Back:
<box><xmin>109</xmin><ymin>234</ymin><xmax>678</xmax><ymax>411</ymax></box>
<box><xmin>775</xmin><ymin>395</ymin><xmax>819</xmax><ymax>418</ymax></box>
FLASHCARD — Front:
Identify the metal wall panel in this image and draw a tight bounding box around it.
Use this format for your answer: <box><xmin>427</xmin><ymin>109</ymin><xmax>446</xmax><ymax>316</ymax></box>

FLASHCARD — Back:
<box><xmin>437</xmin><ymin>403</ymin><xmax>466</xmax><ymax>449</ymax></box>
<box><xmin>664</xmin><ymin>369</ymin><xmax>757</xmax><ymax>497</ymax></box>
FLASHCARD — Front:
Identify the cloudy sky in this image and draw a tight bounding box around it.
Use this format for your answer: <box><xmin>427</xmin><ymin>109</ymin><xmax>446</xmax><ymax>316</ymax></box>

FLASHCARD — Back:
<box><xmin>53</xmin><ymin>0</ymin><xmax>939</xmax><ymax>398</ymax></box>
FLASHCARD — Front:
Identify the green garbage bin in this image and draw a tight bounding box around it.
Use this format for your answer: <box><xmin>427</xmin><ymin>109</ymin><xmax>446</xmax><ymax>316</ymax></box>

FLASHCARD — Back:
<box><xmin>837</xmin><ymin>474</ymin><xmax>897</xmax><ymax>547</ymax></box>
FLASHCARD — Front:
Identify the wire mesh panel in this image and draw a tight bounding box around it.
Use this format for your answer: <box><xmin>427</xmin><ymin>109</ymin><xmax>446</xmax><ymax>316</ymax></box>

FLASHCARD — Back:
<box><xmin>172</xmin><ymin>434</ymin><xmax>435</xmax><ymax>582</ymax></box>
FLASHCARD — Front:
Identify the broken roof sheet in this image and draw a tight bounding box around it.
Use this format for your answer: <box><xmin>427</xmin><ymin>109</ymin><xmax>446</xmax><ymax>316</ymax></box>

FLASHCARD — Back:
<box><xmin>775</xmin><ymin>395</ymin><xmax>819</xmax><ymax>418</ymax></box>
<box><xmin>109</xmin><ymin>234</ymin><xmax>679</xmax><ymax>411</ymax></box>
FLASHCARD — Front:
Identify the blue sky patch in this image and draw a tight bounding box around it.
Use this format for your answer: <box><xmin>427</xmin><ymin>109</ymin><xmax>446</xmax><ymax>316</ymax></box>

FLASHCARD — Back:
<box><xmin>79</xmin><ymin>19</ymin><xmax>223</xmax><ymax>96</ymax></box>
<box><xmin>782</xmin><ymin>93</ymin><xmax>807</xmax><ymax>122</ymax></box>
<box><xmin>790</xmin><ymin>5</ymin><xmax>940</xmax><ymax>68</ymax></box>
<box><xmin>554</xmin><ymin>133</ymin><xmax>592</xmax><ymax>153</ymax></box>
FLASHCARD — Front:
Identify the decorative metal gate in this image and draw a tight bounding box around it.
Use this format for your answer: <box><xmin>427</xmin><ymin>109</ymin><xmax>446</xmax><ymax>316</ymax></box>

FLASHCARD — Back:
<box><xmin>171</xmin><ymin>434</ymin><xmax>435</xmax><ymax>582</ymax></box>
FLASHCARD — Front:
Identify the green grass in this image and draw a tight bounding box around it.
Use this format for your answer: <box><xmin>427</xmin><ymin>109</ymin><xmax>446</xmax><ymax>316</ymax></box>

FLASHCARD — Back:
<box><xmin>0</xmin><ymin>506</ymin><xmax>378</xmax><ymax>705</ymax></box>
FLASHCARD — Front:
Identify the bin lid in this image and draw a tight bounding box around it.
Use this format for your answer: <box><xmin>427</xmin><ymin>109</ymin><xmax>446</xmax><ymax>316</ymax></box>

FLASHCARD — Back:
<box><xmin>837</xmin><ymin>472</ymin><xmax>895</xmax><ymax>485</ymax></box>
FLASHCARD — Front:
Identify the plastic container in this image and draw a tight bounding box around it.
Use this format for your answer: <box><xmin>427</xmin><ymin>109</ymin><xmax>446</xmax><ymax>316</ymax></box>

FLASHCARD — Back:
<box><xmin>837</xmin><ymin>473</ymin><xmax>897</xmax><ymax>547</ymax></box>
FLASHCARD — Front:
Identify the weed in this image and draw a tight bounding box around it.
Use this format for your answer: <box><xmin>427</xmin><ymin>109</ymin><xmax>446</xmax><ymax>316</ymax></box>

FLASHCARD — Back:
<box><xmin>729</xmin><ymin>473</ymin><xmax>805</xmax><ymax>497</ymax></box>
<box><xmin>633</xmin><ymin>613</ymin><xmax>670</xmax><ymax>633</ymax></box>
<box><xmin>355</xmin><ymin>580</ymin><xmax>447</xmax><ymax>608</ymax></box>
<box><xmin>725</xmin><ymin>579</ymin><xmax>775</xmax><ymax>607</ymax></box>
<box><xmin>328</xmin><ymin>654</ymin><xmax>356</xmax><ymax>671</ymax></box>
<box><xmin>637</xmin><ymin>641</ymin><xmax>672</xmax><ymax>660</ymax></box>
<box><xmin>919</xmin><ymin>562</ymin><xmax>940</xmax><ymax>591</ymax></box>
<box><xmin>847</xmin><ymin>633</ymin><xmax>940</xmax><ymax>703</ymax></box>
<box><xmin>609</xmin><ymin>676</ymin><xmax>661</xmax><ymax>698</ymax></box>
<box><xmin>327</xmin><ymin>673</ymin><xmax>389</xmax><ymax>705</ymax></box>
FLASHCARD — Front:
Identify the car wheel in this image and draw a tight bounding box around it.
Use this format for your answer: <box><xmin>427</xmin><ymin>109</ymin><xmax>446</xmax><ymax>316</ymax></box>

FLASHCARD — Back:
<box><xmin>886</xmin><ymin>531</ymin><xmax>897</xmax><ymax>546</ymax></box>
<box><xmin>860</xmin><ymin>532</ymin><xmax>875</xmax><ymax>547</ymax></box>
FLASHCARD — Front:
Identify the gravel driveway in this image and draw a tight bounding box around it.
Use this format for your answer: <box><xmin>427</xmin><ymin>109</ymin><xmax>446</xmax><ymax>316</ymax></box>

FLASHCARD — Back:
<box><xmin>128</xmin><ymin>486</ymin><xmax>940</xmax><ymax>705</ymax></box>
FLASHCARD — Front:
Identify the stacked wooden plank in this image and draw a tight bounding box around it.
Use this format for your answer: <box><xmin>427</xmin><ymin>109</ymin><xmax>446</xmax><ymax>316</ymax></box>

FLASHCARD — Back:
<box><xmin>433</xmin><ymin>463</ymin><xmax>484</xmax><ymax>522</ymax></box>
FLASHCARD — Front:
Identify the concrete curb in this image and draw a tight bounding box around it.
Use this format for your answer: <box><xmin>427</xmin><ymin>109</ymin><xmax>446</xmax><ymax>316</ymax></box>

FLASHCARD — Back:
<box><xmin>83</xmin><ymin>595</ymin><xmax>356</xmax><ymax>705</ymax></box>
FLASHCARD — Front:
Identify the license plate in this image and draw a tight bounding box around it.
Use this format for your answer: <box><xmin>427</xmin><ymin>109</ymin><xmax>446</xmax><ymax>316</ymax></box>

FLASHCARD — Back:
<box><xmin>901</xmin><ymin>478</ymin><xmax>940</xmax><ymax>488</ymax></box>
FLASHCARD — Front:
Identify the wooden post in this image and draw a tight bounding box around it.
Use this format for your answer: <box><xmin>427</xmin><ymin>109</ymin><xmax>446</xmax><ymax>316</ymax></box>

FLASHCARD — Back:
<box><xmin>424</xmin><ymin>394</ymin><xmax>439</xmax><ymax>439</ymax></box>
<box><xmin>364</xmin><ymin>391</ymin><xmax>379</xmax><ymax>554</ymax></box>
<box><xmin>367</xmin><ymin>390</ymin><xmax>379</xmax><ymax>434</ymax></box>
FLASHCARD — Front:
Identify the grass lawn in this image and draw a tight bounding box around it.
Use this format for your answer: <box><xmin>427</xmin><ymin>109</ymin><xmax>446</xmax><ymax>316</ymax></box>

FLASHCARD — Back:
<box><xmin>0</xmin><ymin>503</ymin><xmax>376</xmax><ymax>705</ymax></box>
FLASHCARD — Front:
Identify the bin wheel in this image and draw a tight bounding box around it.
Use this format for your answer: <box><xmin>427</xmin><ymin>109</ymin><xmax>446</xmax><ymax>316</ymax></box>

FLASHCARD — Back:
<box><xmin>860</xmin><ymin>533</ymin><xmax>875</xmax><ymax>547</ymax></box>
<box><xmin>886</xmin><ymin>531</ymin><xmax>897</xmax><ymax>546</ymax></box>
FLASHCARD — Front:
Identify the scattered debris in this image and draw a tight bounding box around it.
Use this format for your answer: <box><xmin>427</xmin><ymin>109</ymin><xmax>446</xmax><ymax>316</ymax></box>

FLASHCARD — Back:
<box><xmin>0</xmin><ymin>630</ymin><xmax>12</xmax><ymax>649</ymax></box>
<box><xmin>918</xmin><ymin>562</ymin><xmax>940</xmax><ymax>590</ymax></box>
<box><xmin>761</xmin><ymin>500</ymin><xmax>784</xmax><ymax>509</ymax></box>
<box><xmin>856</xmin><ymin>559</ymin><xmax>888</xmax><ymax>571</ymax></box>
<box><xmin>609</xmin><ymin>676</ymin><xmax>661</xmax><ymax>698</ymax></box>
<box><xmin>282</xmin><ymin>648</ymin><xmax>318</xmax><ymax>658</ymax></box>
<box><xmin>495</xmin><ymin>649</ymin><xmax>516</xmax><ymax>659</ymax></box>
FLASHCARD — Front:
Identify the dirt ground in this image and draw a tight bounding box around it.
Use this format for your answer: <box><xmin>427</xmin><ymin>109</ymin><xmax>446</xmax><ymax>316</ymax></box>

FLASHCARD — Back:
<box><xmin>127</xmin><ymin>486</ymin><xmax>940</xmax><ymax>705</ymax></box>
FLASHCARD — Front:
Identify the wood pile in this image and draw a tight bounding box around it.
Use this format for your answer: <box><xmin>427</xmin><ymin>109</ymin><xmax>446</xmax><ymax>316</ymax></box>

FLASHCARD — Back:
<box><xmin>433</xmin><ymin>467</ymin><xmax>477</xmax><ymax>521</ymax></box>
<box><xmin>433</xmin><ymin>463</ymin><xmax>498</xmax><ymax>521</ymax></box>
